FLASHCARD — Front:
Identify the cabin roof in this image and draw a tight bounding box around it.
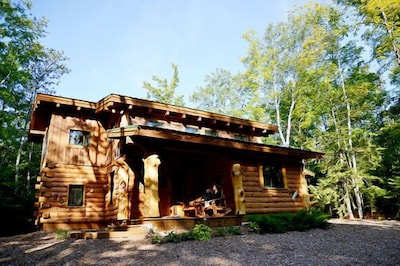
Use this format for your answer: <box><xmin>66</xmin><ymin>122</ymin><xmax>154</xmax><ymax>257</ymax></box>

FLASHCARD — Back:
<box><xmin>30</xmin><ymin>93</ymin><xmax>277</xmax><ymax>137</ymax></box>
<box><xmin>29</xmin><ymin>93</ymin><xmax>323</xmax><ymax>159</ymax></box>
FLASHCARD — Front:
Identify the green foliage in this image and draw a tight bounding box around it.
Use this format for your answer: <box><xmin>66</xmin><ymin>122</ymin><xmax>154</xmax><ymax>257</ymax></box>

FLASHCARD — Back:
<box><xmin>151</xmin><ymin>225</ymin><xmax>245</xmax><ymax>244</ymax></box>
<box><xmin>143</xmin><ymin>63</ymin><xmax>185</xmax><ymax>106</ymax></box>
<box><xmin>0</xmin><ymin>0</ymin><xmax>69</xmax><ymax>236</ymax></box>
<box><xmin>150</xmin><ymin>234</ymin><xmax>163</xmax><ymax>244</ymax></box>
<box><xmin>163</xmin><ymin>231</ymin><xmax>182</xmax><ymax>243</ymax></box>
<box><xmin>191</xmin><ymin>224</ymin><xmax>212</xmax><ymax>241</ymax></box>
<box><xmin>246</xmin><ymin>210</ymin><xmax>330</xmax><ymax>234</ymax></box>
<box><xmin>227</xmin><ymin>226</ymin><xmax>242</xmax><ymax>235</ymax></box>
<box><xmin>214</xmin><ymin>227</ymin><xmax>229</xmax><ymax>237</ymax></box>
<box><xmin>54</xmin><ymin>229</ymin><xmax>68</xmax><ymax>240</ymax></box>
<box><xmin>248</xmin><ymin>221</ymin><xmax>260</xmax><ymax>234</ymax></box>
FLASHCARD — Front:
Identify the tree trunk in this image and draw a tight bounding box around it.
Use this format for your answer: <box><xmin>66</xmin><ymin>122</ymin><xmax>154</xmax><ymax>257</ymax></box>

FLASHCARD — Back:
<box><xmin>344</xmin><ymin>180</ymin><xmax>355</xmax><ymax>219</ymax></box>
<box><xmin>273</xmin><ymin>74</ymin><xmax>287</xmax><ymax>146</ymax></box>
<box><xmin>337</xmin><ymin>53</ymin><xmax>364</xmax><ymax>219</ymax></box>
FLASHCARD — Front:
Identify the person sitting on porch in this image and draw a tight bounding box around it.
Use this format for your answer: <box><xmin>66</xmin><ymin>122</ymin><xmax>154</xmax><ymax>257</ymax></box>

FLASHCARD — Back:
<box><xmin>185</xmin><ymin>184</ymin><xmax>225</xmax><ymax>217</ymax></box>
<box><xmin>202</xmin><ymin>184</ymin><xmax>222</xmax><ymax>206</ymax></box>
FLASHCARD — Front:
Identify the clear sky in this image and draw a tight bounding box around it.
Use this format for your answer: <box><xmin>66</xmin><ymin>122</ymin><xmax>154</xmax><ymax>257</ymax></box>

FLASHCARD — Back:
<box><xmin>31</xmin><ymin>0</ymin><xmax>311</xmax><ymax>104</ymax></box>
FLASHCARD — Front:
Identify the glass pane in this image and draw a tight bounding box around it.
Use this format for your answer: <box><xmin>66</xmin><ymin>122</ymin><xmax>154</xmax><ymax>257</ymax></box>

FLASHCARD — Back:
<box><xmin>263</xmin><ymin>164</ymin><xmax>283</xmax><ymax>188</ymax></box>
<box><xmin>68</xmin><ymin>185</ymin><xmax>84</xmax><ymax>206</ymax></box>
<box><xmin>205</xmin><ymin>129</ymin><xmax>218</xmax><ymax>137</ymax></box>
<box><xmin>69</xmin><ymin>130</ymin><xmax>90</xmax><ymax>146</ymax></box>
<box><xmin>185</xmin><ymin>126</ymin><xmax>199</xmax><ymax>134</ymax></box>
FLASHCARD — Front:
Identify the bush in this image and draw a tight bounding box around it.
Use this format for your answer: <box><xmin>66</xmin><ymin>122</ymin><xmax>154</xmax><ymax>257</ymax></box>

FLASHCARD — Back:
<box><xmin>151</xmin><ymin>234</ymin><xmax>163</xmax><ymax>244</ymax></box>
<box><xmin>54</xmin><ymin>229</ymin><xmax>68</xmax><ymax>240</ymax></box>
<box><xmin>164</xmin><ymin>231</ymin><xmax>181</xmax><ymax>243</ymax></box>
<box><xmin>215</xmin><ymin>227</ymin><xmax>229</xmax><ymax>237</ymax></box>
<box><xmin>246</xmin><ymin>210</ymin><xmax>330</xmax><ymax>234</ymax></box>
<box><xmin>227</xmin><ymin>226</ymin><xmax>242</xmax><ymax>235</ymax></box>
<box><xmin>192</xmin><ymin>224</ymin><xmax>212</xmax><ymax>241</ymax></box>
<box><xmin>248</xmin><ymin>221</ymin><xmax>260</xmax><ymax>233</ymax></box>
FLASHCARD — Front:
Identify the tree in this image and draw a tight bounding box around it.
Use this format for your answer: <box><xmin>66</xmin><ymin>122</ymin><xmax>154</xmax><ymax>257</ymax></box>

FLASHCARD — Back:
<box><xmin>241</xmin><ymin>4</ymin><xmax>332</xmax><ymax>148</ymax></box>
<box><xmin>302</xmin><ymin>4</ymin><xmax>385</xmax><ymax>219</ymax></box>
<box><xmin>143</xmin><ymin>63</ymin><xmax>185</xmax><ymax>106</ymax></box>
<box><xmin>191</xmin><ymin>2</ymin><xmax>387</xmax><ymax>219</ymax></box>
<box><xmin>0</xmin><ymin>0</ymin><xmax>69</xmax><ymax>235</ymax></box>
<box><xmin>336</xmin><ymin>0</ymin><xmax>400</xmax><ymax>219</ymax></box>
<box><xmin>14</xmin><ymin>49</ymin><xmax>69</xmax><ymax>193</ymax></box>
<box><xmin>337</xmin><ymin>0</ymin><xmax>400</xmax><ymax>68</ymax></box>
<box><xmin>190</xmin><ymin>68</ymin><xmax>266</xmax><ymax>120</ymax></box>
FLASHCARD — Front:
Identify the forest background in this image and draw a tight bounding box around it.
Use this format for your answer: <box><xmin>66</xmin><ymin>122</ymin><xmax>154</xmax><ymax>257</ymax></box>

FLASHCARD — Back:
<box><xmin>1</xmin><ymin>0</ymin><xmax>399</xmax><ymax>236</ymax></box>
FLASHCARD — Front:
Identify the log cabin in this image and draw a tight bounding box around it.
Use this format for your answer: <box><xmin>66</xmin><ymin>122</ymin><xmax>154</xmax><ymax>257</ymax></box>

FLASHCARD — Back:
<box><xmin>29</xmin><ymin>93</ymin><xmax>323</xmax><ymax>231</ymax></box>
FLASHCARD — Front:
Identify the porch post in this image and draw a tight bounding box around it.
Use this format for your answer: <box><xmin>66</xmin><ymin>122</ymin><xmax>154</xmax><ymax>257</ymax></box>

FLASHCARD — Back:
<box><xmin>143</xmin><ymin>154</ymin><xmax>161</xmax><ymax>217</ymax></box>
<box><xmin>232</xmin><ymin>163</ymin><xmax>246</xmax><ymax>215</ymax></box>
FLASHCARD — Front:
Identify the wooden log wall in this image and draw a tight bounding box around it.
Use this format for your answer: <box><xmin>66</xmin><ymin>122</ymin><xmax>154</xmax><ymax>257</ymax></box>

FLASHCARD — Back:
<box><xmin>34</xmin><ymin>114</ymin><xmax>113</xmax><ymax>230</ymax></box>
<box><xmin>34</xmin><ymin>165</ymin><xmax>109</xmax><ymax>228</ymax></box>
<box><xmin>241</xmin><ymin>163</ymin><xmax>306</xmax><ymax>214</ymax></box>
<box><xmin>46</xmin><ymin>114</ymin><xmax>111</xmax><ymax>168</ymax></box>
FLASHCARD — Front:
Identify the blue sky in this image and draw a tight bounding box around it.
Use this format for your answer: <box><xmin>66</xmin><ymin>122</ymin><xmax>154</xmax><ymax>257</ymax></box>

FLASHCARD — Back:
<box><xmin>31</xmin><ymin>0</ymin><xmax>311</xmax><ymax>104</ymax></box>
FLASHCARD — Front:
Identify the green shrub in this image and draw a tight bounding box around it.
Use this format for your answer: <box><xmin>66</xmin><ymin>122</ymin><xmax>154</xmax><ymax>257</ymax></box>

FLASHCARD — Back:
<box><xmin>54</xmin><ymin>229</ymin><xmax>68</xmax><ymax>240</ymax></box>
<box><xmin>151</xmin><ymin>234</ymin><xmax>163</xmax><ymax>244</ymax></box>
<box><xmin>192</xmin><ymin>224</ymin><xmax>211</xmax><ymax>241</ymax></box>
<box><xmin>246</xmin><ymin>210</ymin><xmax>331</xmax><ymax>234</ymax></box>
<box><xmin>248</xmin><ymin>221</ymin><xmax>260</xmax><ymax>233</ymax></box>
<box><xmin>227</xmin><ymin>226</ymin><xmax>242</xmax><ymax>235</ymax></box>
<box><xmin>180</xmin><ymin>231</ymin><xmax>195</xmax><ymax>241</ymax></box>
<box><xmin>215</xmin><ymin>227</ymin><xmax>229</xmax><ymax>237</ymax></box>
<box><xmin>164</xmin><ymin>231</ymin><xmax>181</xmax><ymax>243</ymax></box>
<box><xmin>310</xmin><ymin>210</ymin><xmax>331</xmax><ymax>229</ymax></box>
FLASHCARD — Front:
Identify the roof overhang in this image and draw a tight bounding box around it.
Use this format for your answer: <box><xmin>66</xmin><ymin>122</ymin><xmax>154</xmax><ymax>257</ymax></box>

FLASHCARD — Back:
<box><xmin>97</xmin><ymin>94</ymin><xmax>277</xmax><ymax>137</ymax></box>
<box><xmin>107</xmin><ymin>125</ymin><xmax>323</xmax><ymax>160</ymax></box>
<box><xmin>29</xmin><ymin>94</ymin><xmax>97</xmax><ymax>142</ymax></box>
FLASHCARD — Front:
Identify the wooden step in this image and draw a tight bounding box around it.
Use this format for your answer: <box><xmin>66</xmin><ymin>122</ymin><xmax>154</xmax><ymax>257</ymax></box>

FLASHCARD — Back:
<box><xmin>70</xmin><ymin>224</ymin><xmax>151</xmax><ymax>239</ymax></box>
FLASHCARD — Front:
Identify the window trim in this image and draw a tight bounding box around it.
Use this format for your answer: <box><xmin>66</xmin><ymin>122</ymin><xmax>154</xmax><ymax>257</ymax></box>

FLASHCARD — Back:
<box><xmin>67</xmin><ymin>184</ymin><xmax>85</xmax><ymax>207</ymax></box>
<box><xmin>259</xmin><ymin>164</ymin><xmax>287</xmax><ymax>189</ymax></box>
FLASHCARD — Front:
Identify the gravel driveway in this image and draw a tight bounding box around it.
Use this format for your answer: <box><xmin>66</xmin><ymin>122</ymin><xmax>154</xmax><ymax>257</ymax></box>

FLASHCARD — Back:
<box><xmin>1</xmin><ymin>219</ymin><xmax>399</xmax><ymax>266</ymax></box>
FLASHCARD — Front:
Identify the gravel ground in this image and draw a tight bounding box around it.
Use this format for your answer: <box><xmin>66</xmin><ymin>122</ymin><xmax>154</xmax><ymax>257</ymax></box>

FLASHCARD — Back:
<box><xmin>0</xmin><ymin>219</ymin><xmax>399</xmax><ymax>266</ymax></box>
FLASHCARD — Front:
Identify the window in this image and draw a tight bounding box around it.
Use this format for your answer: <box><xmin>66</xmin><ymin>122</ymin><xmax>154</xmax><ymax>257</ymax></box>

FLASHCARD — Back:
<box><xmin>234</xmin><ymin>134</ymin><xmax>249</xmax><ymax>142</ymax></box>
<box><xmin>185</xmin><ymin>126</ymin><xmax>199</xmax><ymax>134</ymax></box>
<box><xmin>145</xmin><ymin>120</ymin><xmax>164</xmax><ymax>128</ymax></box>
<box><xmin>69</xmin><ymin>130</ymin><xmax>90</xmax><ymax>146</ymax></box>
<box><xmin>260</xmin><ymin>164</ymin><xmax>284</xmax><ymax>188</ymax></box>
<box><xmin>205</xmin><ymin>129</ymin><xmax>218</xmax><ymax>137</ymax></box>
<box><xmin>68</xmin><ymin>184</ymin><xmax>84</xmax><ymax>206</ymax></box>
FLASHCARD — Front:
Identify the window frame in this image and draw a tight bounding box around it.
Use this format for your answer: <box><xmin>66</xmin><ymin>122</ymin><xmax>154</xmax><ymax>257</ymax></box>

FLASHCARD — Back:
<box><xmin>67</xmin><ymin>184</ymin><xmax>85</xmax><ymax>207</ymax></box>
<box><xmin>68</xmin><ymin>129</ymin><xmax>91</xmax><ymax>146</ymax></box>
<box><xmin>259</xmin><ymin>163</ymin><xmax>286</xmax><ymax>189</ymax></box>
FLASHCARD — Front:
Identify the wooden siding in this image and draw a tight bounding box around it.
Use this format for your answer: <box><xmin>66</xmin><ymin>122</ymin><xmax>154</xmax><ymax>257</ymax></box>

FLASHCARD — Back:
<box><xmin>34</xmin><ymin>114</ymin><xmax>112</xmax><ymax>229</ymax></box>
<box><xmin>46</xmin><ymin>114</ymin><xmax>111</xmax><ymax>167</ymax></box>
<box><xmin>241</xmin><ymin>164</ymin><xmax>306</xmax><ymax>214</ymax></box>
<box><xmin>34</xmin><ymin>165</ymin><xmax>108</xmax><ymax>227</ymax></box>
